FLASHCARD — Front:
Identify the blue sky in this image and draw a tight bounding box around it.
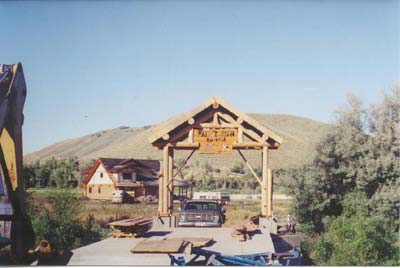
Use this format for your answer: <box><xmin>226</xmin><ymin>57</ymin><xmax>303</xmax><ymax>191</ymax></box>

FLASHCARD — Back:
<box><xmin>0</xmin><ymin>0</ymin><xmax>399</xmax><ymax>154</ymax></box>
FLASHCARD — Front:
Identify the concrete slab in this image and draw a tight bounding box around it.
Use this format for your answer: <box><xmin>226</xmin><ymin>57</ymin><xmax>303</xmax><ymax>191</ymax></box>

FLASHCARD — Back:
<box><xmin>68</xmin><ymin>227</ymin><xmax>275</xmax><ymax>265</ymax></box>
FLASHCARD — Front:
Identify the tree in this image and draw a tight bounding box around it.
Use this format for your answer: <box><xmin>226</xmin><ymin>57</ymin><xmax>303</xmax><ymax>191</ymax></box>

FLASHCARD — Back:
<box><xmin>286</xmin><ymin>89</ymin><xmax>400</xmax><ymax>235</ymax></box>
<box><xmin>24</xmin><ymin>157</ymin><xmax>85</xmax><ymax>189</ymax></box>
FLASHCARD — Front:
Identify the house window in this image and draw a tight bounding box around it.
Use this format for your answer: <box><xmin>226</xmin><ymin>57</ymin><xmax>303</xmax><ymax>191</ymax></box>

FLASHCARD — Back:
<box><xmin>100</xmin><ymin>173</ymin><xmax>103</xmax><ymax>178</ymax></box>
<box><xmin>98</xmin><ymin>187</ymin><xmax>101</xmax><ymax>194</ymax></box>
<box><xmin>88</xmin><ymin>187</ymin><xmax>92</xmax><ymax>193</ymax></box>
<box><xmin>122</xmin><ymin>173</ymin><xmax>131</xmax><ymax>181</ymax></box>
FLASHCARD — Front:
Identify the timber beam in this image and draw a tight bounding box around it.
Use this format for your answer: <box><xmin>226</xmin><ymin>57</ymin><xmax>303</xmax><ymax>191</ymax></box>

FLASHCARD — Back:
<box><xmin>237</xmin><ymin>149</ymin><xmax>262</xmax><ymax>185</ymax></box>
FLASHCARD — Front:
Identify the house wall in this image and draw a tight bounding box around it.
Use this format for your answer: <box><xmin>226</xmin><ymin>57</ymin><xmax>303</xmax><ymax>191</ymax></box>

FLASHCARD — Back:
<box><xmin>86</xmin><ymin>163</ymin><xmax>115</xmax><ymax>199</ymax></box>
<box><xmin>85</xmin><ymin>162</ymin><xmax>158</xmax><ymax>200</ymax></box>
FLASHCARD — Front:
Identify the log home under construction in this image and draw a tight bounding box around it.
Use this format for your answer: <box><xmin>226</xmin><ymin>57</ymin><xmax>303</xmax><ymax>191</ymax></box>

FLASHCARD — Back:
<box><xmin>82</xmin><ymin>158</ymin><xmax>194</xmax><ymax>201</ymax></box>
<box><xmin>82</xmin><ymin>158</ymin><xmax>161</xmax><ymax>200</ymax></box>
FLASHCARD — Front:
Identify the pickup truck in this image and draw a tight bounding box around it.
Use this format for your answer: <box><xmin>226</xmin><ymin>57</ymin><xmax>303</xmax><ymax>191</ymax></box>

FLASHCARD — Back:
<box><xmin>178</xmin><ymin>199</ymin><xmax>225</xmax><ymax>227</ymax></box>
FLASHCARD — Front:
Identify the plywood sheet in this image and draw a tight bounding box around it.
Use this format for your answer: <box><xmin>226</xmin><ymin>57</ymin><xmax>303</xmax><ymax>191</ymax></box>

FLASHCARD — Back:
<box><xmin>130</xmin><ymin>238</ymin><xmax>185</xmax><ymax>253</ymax></box>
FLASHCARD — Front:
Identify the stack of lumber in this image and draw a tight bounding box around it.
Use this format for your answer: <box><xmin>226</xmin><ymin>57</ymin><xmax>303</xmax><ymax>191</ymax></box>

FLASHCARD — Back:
<box><xmin>231</xmin><ymin>221</ymin><xmax>258</xmax><ymax>242</ymax></box>
<box><xmin>107</xmin><ymin>217</ymin><xmax>152</xmax><ymax>238</ymax></box>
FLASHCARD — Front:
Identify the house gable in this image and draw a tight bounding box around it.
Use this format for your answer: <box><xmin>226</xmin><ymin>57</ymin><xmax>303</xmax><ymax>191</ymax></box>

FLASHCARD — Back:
<box><xmin>82</xmin><ymin>159</ymin><xmax>115</xmax><ymax>187</ymax></box>
<box><xmin>87</xmin><ymin>163</ymin><xmax>114</xmax><ymax>185</ymax></box>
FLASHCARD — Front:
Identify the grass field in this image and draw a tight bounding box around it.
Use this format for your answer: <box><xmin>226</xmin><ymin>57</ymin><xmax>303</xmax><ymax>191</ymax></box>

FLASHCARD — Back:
<box><xmin>224</xmin><ymin>199</ymin><xmax>292</xmax><ymax>227</ymax></box>
<box><xmin>76</xmin><ymin>199</ymin><xmax>292</xmax><ymax>228</ymax></box>
<box><xmin>26</xmin><ymin>187</ymin><xmax>84</xmax><ymax>196</ymax></box>
<box><xmin>78</xmin><ymin>200</ymin><xmax>158</xmax><ymax>226</ymax></box>
<box><xmin>27</xmin><ymin>189</ymin><xmax>292</xmax><ymax>234</ymax></box>
<box><xmin>27</xmin><ymin>189</ymin><xmax>292</xmax><ymax>227</ymax></box>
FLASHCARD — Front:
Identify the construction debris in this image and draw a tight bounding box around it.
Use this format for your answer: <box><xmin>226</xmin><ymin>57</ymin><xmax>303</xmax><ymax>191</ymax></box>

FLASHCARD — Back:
<box><xmin>107</xmin><ymin>217</ymin><xmax>152</xmax><ymax>238</ymax></box>
<box><xmin>27</xmin><ymin>239</ymin><xmax>73</xmax><ymax>265</ymax></box>
<box><xmin>179</xmin><ymin>237</ymin><xmax>213</xmax><ymax>248</ymax></box>
<box><xmin>231</xmin><ymin>221</ymin><xmax>258</xmax><ymax>242</ymax></box>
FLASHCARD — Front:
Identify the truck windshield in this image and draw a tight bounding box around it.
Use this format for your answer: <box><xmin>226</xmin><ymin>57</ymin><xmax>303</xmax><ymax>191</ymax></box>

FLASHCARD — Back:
<box><xmin>184</xmin><ymin>202</ymin><xmax>219</xmax><ymax>211</ymax></box>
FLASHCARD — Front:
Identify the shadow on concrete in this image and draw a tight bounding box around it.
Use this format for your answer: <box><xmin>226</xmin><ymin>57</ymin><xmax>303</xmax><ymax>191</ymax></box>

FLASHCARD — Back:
<box><xmin>270</xmin><ymin>234</ymin><xmax>294</xmax><ymax>253</ymax></box>
<box><xmin>37</xmin><ymin>250</ymin><xmax>74</xmax><ymax>266</ymax></box>
<box><xmin>142</xmin><ymin>231</ymin><xmax>171</xmax><ymax>238</ymax></box>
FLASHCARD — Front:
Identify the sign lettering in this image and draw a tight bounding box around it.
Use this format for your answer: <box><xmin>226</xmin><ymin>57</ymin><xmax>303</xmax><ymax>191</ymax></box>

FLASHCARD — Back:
<box><xmin>193</xmin><ymin>128</ymin><xmax>238</xmax><ymax>154</ymax></box>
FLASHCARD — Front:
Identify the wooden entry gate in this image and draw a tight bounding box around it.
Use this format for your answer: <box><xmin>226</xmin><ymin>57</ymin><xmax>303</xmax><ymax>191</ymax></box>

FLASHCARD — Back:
<box><xmin>149</xmin><ymin>97</ymin><xmax>283</xmax><ymax>218</ymax></box>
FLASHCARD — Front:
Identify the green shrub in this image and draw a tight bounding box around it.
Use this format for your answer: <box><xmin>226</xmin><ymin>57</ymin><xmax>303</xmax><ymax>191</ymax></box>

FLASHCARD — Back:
<box><xmin>31</xmin><ymin>191</ymin><xmax>82</xmax><ymax>249</ymax></box>
<box><xmin>316</xmin><ymin>214</ymin><xmax>399</xmax><ymax>265</ymax></box>
<box><xmin>30</xmin><ymin>191</ymin><xmax>106</xmax><ymax>250</ymax></box>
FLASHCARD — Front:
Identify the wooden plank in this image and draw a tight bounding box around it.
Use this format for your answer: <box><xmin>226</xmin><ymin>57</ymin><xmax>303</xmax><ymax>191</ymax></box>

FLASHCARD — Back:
<box><xmin>109</xmin><ymin>231</ymin><xmax>134</xmax><ymax>238</ymax></box>
<box><xmin>107</xmin><ymin>217</ymin><xmax>144</xmax><ymax>226</ymax></box>
<box><xmin>130</xmin><ymin>238</ymin><xmax>185</xmax><ymax>253</ymax></box>
<box><xmin>109</xmin><ymin>220</ymin><xmax>152</xmax><ymax>228</ymax></box>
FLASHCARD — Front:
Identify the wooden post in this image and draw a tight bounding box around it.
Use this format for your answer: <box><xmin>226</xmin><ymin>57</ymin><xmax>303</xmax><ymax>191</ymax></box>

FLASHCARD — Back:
<box><xmin>168</xmin><ymin>147</ymin><xmax>174</xmax><ymax>214</ymax></box>
<box><xmin>238</xmin><ymin>128</ymin><xmax>243</xmax><ymax>143</ymax></box>
<box><xmin>158</xmin><ymin>175</ymin><xmax>163</xmax><ymax>214</ymax></box>
<box><xmin>267</xmin><ymin>168</ymin><xmax>273</xmax><ymax>217</ymax></box>
<box><xmin>261</xmin><ymin>146</ymin><xmax>269</xmax><ymax>217</ymax></box>
<box><xmin>188</xmin><ymin>129</ymin><xmax>194</xmax><ymax>143</ymax></box>
<box><xmin>160</xmin><ymin>145</ymin><xmax>169</xmax><ymax>215</ymax></box>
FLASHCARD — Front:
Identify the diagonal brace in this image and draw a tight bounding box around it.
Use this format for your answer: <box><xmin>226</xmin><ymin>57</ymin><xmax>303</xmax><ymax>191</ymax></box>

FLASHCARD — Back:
<box><xmin>237</xmin><ymin>149</ymin><xmax>262</xmax><ymax>185</ymax></box>
<box><xmin>167</xmin><ymin>149</ymin><xmax>195</xmax><ymax>188</ymax></box>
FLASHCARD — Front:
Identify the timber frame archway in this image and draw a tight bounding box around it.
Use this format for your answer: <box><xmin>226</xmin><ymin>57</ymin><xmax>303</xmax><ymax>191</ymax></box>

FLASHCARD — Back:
<box><xmin>149</xmin><ymin>96</ymin><xmax>283</xmax><ymax>218</ymax></box>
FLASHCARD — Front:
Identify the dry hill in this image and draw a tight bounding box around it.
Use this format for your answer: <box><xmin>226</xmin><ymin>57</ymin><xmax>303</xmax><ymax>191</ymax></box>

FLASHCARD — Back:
<box><xmin>24</xmin><ymin>114</ymin><xmax>330</xmax><ymax>170</ymax></box>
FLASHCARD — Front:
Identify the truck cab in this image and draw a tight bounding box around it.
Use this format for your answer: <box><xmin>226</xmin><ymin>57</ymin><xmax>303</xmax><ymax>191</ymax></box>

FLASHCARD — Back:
<box><xmin>178</xmin><ymin>199</ymin><xmax>226</xmax><ymax>227</ymax></box>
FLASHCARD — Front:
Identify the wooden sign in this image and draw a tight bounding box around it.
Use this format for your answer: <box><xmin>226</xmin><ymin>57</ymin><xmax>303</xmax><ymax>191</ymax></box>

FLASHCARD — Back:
<box><xmin>193</xmin><ymin>128</ymin><xmax>238</xmax><ymax>154</ymax></box>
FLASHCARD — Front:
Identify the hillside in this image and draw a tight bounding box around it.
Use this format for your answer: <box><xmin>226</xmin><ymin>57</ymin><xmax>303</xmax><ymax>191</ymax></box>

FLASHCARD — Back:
<box><xmin>24</xmin><ymin>114</ymin><xmax>331</xmax><ymax>170</ymax></box>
